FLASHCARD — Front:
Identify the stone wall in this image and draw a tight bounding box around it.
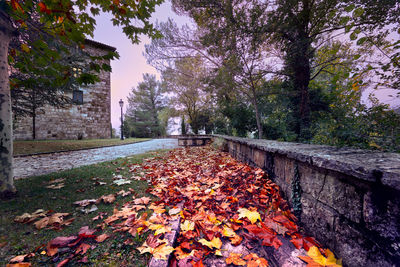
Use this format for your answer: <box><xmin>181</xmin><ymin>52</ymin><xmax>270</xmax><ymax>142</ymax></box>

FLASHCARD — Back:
<box><xmin>213</xmin><ymin>135</ymin><xmax>400</xmax><ymax>267</ymax></box>
<box><xmin>13</xmin><ymin>40</ymin><xmax>114</xmax><ymax>140</ymax></box>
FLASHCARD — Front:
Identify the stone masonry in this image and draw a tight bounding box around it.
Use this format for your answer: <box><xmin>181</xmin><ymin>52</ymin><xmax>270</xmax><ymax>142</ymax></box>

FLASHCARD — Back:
<box><xmin>213</xmin><ymin>134</ymin><xmax>400</xmax><ymax>267</ymax></box>
<box><xmin>13</xmin><ymin>39</ymin><xmax>115</xmax><ymax>140</ymax></box>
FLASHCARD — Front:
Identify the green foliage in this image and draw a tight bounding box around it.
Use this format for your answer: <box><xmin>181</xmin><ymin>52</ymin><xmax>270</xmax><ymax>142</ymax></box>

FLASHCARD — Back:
<box><xmin>5</xmin><ymin>0</ymin><xmax>164</xmax><ymax>108</ymax></box>
<box><xmin>154</xmin><ymin>0</ymin><xmax>399</xmax><ymax>150</ymax></box>
<box><xmin>124</xmin><ymin>74</ymin><xmax>165</xmax><ymax>138</ymax></box>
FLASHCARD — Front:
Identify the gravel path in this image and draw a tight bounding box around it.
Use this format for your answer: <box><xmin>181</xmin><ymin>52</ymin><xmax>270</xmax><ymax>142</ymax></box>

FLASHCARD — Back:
<box><xmin>14</xmin><ymin>139</ymin><xmax>178</xmax><ymax>179</ymax></box>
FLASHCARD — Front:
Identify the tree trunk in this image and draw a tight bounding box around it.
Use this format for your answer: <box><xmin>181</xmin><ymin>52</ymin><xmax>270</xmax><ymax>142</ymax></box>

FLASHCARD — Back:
<box><xmin>292</xmin><ymin>40</ymin><xmax>311</xmax><ymax>141</ymax></box>
<box><xmin>253</xmin><ymin>98</ymin><xmax>263</xmax><ymax>139</ymax></box>
<box><xmin>0</xmin><ymin>11</ymin><xmax>17</xmax><ymax>199</ymax></box>
<box><xmin>32</xmin><ymin>112</ymin><xmax>36</xmax><ymax>140</ymax></box>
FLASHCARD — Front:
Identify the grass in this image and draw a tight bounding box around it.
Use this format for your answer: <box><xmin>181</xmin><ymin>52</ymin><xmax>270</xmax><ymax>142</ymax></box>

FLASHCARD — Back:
<box><xmin>13</xmin><ymin>138</ymin><xmax>151</xmax><ymax>156</ymax></box>
<box><xmin>0</xmin><ymin>150</ymin><xmax>168</xmax><ymax>266</ymax></box>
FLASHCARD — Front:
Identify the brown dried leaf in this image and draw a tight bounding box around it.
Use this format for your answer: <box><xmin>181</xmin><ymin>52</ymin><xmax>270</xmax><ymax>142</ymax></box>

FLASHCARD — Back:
<box><xmin>95</xmin><ymin>233</ymin><xmax>110</xmax><ymax>243</ymax></box>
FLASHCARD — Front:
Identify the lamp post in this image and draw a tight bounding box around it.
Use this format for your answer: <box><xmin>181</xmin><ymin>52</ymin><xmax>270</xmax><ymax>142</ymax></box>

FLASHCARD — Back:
<box><xmin>119</xmin><ymin>99</ymin><xmax>124</xmax><ymax>140</ymax></box>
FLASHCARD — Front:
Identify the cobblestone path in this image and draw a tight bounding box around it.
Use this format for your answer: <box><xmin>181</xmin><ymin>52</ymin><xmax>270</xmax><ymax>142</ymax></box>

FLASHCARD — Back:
<box><xmin>14</xmin><ymin>139</ymin><xmax>178</xmax><ymax>179</ymax></box>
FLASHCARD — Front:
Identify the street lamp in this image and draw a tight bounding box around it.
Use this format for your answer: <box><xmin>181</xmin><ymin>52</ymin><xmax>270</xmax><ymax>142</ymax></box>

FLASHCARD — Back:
<box><xmin>119</xmin><ymin>99</ymin><xmax>124</xmax><ymax>140</ymax></box>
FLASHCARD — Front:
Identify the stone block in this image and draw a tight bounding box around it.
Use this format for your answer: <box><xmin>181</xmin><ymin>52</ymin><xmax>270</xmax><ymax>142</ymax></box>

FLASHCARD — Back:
<box><xmin>363</xmin><ymin>188</ymin><xmax>400</xmax><ymax>242</ymax></box>
<box><xmin>299</xmin><ymin>165</ymin><xmax>363</xmax><ymax>223</ymax></box>
<box><xmin>300</xmin><ymin>193</ymin><xmax>337</xmax><ymax>245</ymax></box>
<box><xmin>253</xmin><ymin>148</ymin><xmax>266</xmax><ymax>169</ymax></box>
<box><xmin>273</xmin><ymin>155</ymin><xmax>295</xmax><ymax>197</ymax></box>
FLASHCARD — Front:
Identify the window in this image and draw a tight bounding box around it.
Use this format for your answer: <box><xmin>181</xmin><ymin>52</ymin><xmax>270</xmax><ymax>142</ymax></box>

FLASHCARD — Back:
<box><xmin>72</xmin><ymin>90</ymin><xmax>83</xmax><ymax>104</ymax></box>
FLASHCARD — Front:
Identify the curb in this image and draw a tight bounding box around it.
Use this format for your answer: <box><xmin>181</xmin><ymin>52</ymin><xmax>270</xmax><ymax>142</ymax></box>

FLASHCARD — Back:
<box><xmin>148</xmin><ymin>217</ymin><xmax>181</xmax><ymax>267</ymax></box>
<box><xmin>13</xmin><ymin>139</ymin><xmax>152</xmax><ymax>158</ymax></box>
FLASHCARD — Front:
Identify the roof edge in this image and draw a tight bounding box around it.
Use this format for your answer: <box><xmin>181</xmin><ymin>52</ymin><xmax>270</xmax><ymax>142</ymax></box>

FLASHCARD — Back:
<box><xmin>84</xmin><ymin>39</ymin><xmax>117</xmax><ymax>52</ymax></box>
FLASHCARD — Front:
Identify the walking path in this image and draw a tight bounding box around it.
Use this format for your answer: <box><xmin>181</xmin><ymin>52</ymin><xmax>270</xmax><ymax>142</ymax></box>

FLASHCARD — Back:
<box><xmin>13</xmin><ymin>139</ymin><xmax>178</xmax><ymax>179</ymax></box>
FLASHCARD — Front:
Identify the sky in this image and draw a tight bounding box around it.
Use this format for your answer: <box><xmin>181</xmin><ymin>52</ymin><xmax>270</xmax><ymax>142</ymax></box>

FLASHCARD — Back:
<box><xmin>92</xmin><ymin>1</ymin><xmax>190</xmax><ymax>131</ymax></box>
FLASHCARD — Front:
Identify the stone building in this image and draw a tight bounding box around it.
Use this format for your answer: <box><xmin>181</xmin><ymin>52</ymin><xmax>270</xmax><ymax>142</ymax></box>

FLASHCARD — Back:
<box><xmin>13</xmin><ymin>39</ymin><xmax>115</xmax><ymax>140</ymax></box>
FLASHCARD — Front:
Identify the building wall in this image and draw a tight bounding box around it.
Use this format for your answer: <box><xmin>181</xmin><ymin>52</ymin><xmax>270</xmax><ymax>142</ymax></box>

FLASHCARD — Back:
<box><xmin>13</xmin><ymin>43</ymin><xmax>112</xmax><ymax>140</ymax></box>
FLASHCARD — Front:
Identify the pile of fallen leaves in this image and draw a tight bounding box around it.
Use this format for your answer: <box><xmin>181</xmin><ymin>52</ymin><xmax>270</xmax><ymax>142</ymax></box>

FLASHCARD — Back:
<box><xmin>101</xmin><ymin>146</ymin><xmax>342</xmax><ymax>266</ymax></box>
<box><xmin>9</xmin><ymin>146</ymin><xmax>342</xmax><ymax>266</ymax></box>
<box><xmin>14</xmin><ymin>209</ymin><xmax>74</xmax><ymax>230</ymax></box>
<box><xmin>8</xmin><ymin>226</ymin><xmax>110</xmax><ymax>266</ymax></box>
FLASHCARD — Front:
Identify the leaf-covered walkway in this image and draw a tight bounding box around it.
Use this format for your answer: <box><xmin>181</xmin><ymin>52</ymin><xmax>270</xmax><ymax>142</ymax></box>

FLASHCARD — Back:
<box><xmin>8</xmin><ymin>146</ymin><xmax>342</xmax><ymax>266</ymax></box>
<box><xmin>114</xmin><ymin>146</ymin><xmax>342</xmax><ymax>266</ymax></box>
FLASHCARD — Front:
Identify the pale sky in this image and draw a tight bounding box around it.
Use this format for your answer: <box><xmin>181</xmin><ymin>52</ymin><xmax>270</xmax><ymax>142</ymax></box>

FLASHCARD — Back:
<box><xmin>93</xmin><ymin>1</ymin><xmax>190</xmax><ymax>131</ymax></box>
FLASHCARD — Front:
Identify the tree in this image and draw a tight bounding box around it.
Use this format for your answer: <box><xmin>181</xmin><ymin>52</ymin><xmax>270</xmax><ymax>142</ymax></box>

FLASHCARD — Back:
<box><xmin>180</xmin><ymin>115</ymin><xmax>187</xmax><ymax>135</ymax></box>
<box><xmin>0</xmin><ymin>0</ymin><xmax>163</xmax><ymax>198</ymax></box>
<box><xmin>124</xmin><ymin>74</ymin><xmax>164</xmax><ymax>138</ymax></box>
<box><xmin>162</xmin><ymin>56</ymin><xmax>212</xmax><ymax>134</ymax></box>
<box><xmin>169</xmin><ymin>2</ymin><xmax>278</xmax><ymax>138</ymax></box>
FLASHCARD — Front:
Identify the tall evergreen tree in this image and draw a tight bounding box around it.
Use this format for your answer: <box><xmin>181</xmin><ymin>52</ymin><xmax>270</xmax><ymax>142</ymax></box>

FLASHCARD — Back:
<box><xmin>125</xmin><ymin>74</ymin><xmax>164</xmax><ymax>138</ymax></box>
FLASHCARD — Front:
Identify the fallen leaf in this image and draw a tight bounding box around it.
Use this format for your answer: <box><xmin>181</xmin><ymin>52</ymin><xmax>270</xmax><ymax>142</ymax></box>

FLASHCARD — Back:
<box><xmin>198</xmin><ymin>237</ymin><xmax>222</xmax><ymax>249</ymax></box>
<box><xmin>14</xmin><ymin>209</ymin><xmax>46</xmax><ymax>223</ymax></box>
<box><xmin>47</xmin><ymin>178</ymin><xmax>65</xmax><ymax>184</ymax></box>
<box><xmin>168</xmin><ymin>207</ymin><xmax>181</xmax><ymax>215</ymax></box>
<box><xmin>56</xmin><ymin>258</ymin><xmax>70</xmax><ymax>267</ymax></box>
<box><xmin>113</xmin><ymin>179</ymin><xmax>131</xmax><ymax>186</ymax></box>
<box><xmin>6</xmin><ymin>263</ymin><xmax>31</xmax><ymax>267</ymax></box>
<box><xmin>79</xmin><ymin>204</ymin><xmax>98</xmax><ymax>214</ymax></box>
<box><xmin>97</xmin><ymin>194</ymin><xmax>116</xmax><ymax>204</ymax></box>
<box><xmin>117</xmin><ymin>190</ymin><xmax>131</xmax><ymax>197</ymax></box>
<box><xmin>222</xmin><ymin>225</ymin><xmax>236</xmax><ymax>238</ymax></box>
<box><xmin>9</xmin><ymin>254</ymin><xmax>27</xmax><ymax>263</ymax></box>
<box><xmin>181</xmin><ymin>220</ymin><xmax>195</xmax><ymax>232</ymax></box>
<box><xmin>48</xmin><ymin>236</ymin><xmax>78</xmax><ymax>248</ymax></box>
<box><xmin>73</xmin><ymin>199</ymin><xmax>97</xmax><ymax>207</ymax></box>
<box><xmin>78</xmin><ymin>226</ymin><xmax>96</xmax><ymax>237</ymax></box>
<box><xmin>149</xmin><ymin>203</ymin><xmax>165</xmax><ymax>214</ymax></box>
<box><xmin>46</xmin><ymin>183</ymin><xmax>65</xmax><ymax>189</ymax></box>
<box><xmin>148</xmin><ymin>223</ymin><xmax>172</xmax><ymax>236</ymax></box>
<box><xmin>244</xmin><ymin>253</ymin><xmax>269</xmax><ymax>267</ymax></box>
<box><xmin>75</xmin><ymin>243</ymin><xmax>91</xmax><ymax>255</ymax></box>
<box><xmin>33</xmin><ymin>217</ymin><xmax>49</xmax><ymax>229</ymax></box>
<box><xmin>238</xmin><ymin>208</ymin><xmax>261</xmax><ymax>224</ymax></box>
<box><xmin>137</xmin><ymin>238</ymin><xmax>174</xmax><ymax>260</ymax></box>
<box><xmin>226</xmin><ymin>253</ymin><xmax>246</xmax><ymax>266</ymax></box>
<box><xmin>134</xmin><ymin>196</ymin><xmax>151</xmax><ymax>205</ymax></box>
<box><xmin>301</xmin><ymin>246</ymin><xmax>342</xmax><ymax>267</ymax></box>
<box><xmin>95</xmin><ymin>233</ymin><xmax>110</xmax><ymax>243</ymax></box>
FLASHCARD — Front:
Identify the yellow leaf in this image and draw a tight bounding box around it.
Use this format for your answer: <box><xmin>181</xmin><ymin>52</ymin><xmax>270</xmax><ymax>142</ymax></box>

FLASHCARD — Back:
<box><xmin>154</xmin><ymin>226</ymin><xmax>171</xmax><ymax>236</ymax></box>
<box><xmin>21</xmin><ymin>44</ymin><xmax>30</xmax><ymax>53</ymax></box>
<box><xmin>181</xmin><ymin>220</ymin><xmax>195</xmax><ymax>232</ymax></box>
<box><xmin>238</xmin><ymin>208</ymin><xmax>261</xmax><ymax>224</ymax></box>
<box><xmin>222</xmin><ymin>226</ymin><xmax>236</xmax><ymax>238</ymax></box>
<box><xmin>152</xmin><ymin>243</ymin><xmax>175</xmax><ymax>260</ymax></box>
<box><xmin>325</xmin><ymin>249</ymin><xmax>341</xmax><ymax>266</ymax></box>
<box><xmin>198</xmin><ymin>237</ymin><xmax>222</xmax><ymax>249</ymax></box>
<box><xmin>306</xmin><ymin>246</ymin><xmax>342</xmax><ymax>266</ymax></box>
<box><xmin>137</xmin><ymin>238</ymin><xmax>173</xmax><ymax>260</ymax></box>
<box><xmin>215</xmin><ymin>249</ymin><xmax>222</xmax><ymax>256</ymax></box>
